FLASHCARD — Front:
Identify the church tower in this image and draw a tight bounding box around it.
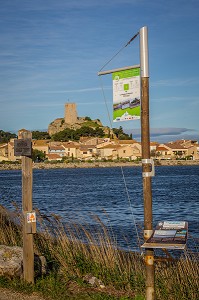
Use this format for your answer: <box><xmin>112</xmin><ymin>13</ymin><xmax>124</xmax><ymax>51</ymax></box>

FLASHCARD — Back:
<box><xmin>64</xmin><ymin>103</ymin><xmax>78</xmax><ymax>124</ymax></box>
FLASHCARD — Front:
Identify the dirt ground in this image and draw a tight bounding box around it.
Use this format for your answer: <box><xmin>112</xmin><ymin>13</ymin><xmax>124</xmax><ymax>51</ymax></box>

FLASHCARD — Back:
<box><xmin>0</xmin><ymin>288</ymin><xmax>45</xmax><ymax>300</ymax></box>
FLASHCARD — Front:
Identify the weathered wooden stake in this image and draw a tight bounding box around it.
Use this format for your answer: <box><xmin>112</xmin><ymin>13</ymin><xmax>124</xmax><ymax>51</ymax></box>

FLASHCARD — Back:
<box><xmin>20</xmin><ymin>130</ymin><xmax>34</xmax><ymax>283</ymax></box>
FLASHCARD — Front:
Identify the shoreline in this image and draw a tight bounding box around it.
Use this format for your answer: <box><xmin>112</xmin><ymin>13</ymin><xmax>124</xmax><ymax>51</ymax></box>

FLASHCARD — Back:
<box><xmin>0</xmin><ymin>159</ymin><xmax>199</xmax><ymax>170</ymax></box>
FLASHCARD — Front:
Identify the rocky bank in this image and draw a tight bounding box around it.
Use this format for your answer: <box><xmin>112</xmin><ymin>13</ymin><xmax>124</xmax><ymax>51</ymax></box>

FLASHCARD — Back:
<box><xmin>0</xmin><ymin>160</ymin><xmax>199</xmax><ymax>171</ymax></box>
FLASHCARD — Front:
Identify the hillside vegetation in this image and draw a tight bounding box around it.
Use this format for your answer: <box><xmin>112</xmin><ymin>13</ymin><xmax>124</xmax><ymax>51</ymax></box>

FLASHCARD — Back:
<box><xmin>0</xmin><ymin>130</ymin><xmax>17</xmax><ymax>143</ymax></box>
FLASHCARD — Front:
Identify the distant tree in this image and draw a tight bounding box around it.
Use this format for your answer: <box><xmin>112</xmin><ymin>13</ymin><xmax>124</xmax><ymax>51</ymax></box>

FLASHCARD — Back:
<box><xmin>32</xmin><ymin>131</ymin><xmax>50</xmax><ymax>140</ymax></box>
<box><xmin>52</xmin><ymin>128</ymin><xmax>76</xmax><ymax>141</ymax></box>
<box><xmin>0</xmin><ymin>130</ymin><xmax>17</xmax><ymax>143</ymax></box>
<box><xmin>32</xmin><ymin>149</ymin><xmax>46</xmax><ymax>162</ymax></box>
<box><xmin>85</xmin><ymin>116</ymin><xmax>92</xmax><ymax>121</ymax></box>
<box><xmin>76</xmin><ymin>126</ymin><xmax>95</xmax><ymax>137</ymax></box>
<box><xmin>112</xmin><ymin>126</ymin><xmax>131</xmax><ymax>140</ymax></box>
<box><xmin>52</xmin><ymin>125</ymin><xmax>105</xmax><ymax>142</ymax></box>
<box><xmin>94</xmin><ymin>127</ymin><xmax>104</xmax><ymax>137</ymax></box>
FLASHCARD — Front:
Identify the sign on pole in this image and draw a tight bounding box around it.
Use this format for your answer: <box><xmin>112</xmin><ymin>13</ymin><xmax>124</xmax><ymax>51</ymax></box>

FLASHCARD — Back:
<box><xmin>112</xmin><ymin>67</ymin><xmax>141</xmax><ymax>122</ymax></box>
<box><xmin>14</xmin><ymin>139</ymin><xmax>32</xmax><ymax>157</ymax></box>
<box><xmin>141</xmin><ymin>221</ymin><xmax>188</xmax><ymax>250</ymax></box>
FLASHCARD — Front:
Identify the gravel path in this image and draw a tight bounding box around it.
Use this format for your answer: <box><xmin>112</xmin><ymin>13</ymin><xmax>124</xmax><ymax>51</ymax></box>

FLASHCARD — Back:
<box><xmin>0</xmin><ymin>288</ymin><xmax>46</xmax><ymax>300</ymax></box>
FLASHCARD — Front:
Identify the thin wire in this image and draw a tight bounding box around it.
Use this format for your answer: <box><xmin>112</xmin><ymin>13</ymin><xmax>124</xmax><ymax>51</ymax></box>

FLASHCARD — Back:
<box><xmin>98</xmin><ymin>32</ymin><xmax>139</xmax><ymax>73</ymax></box>
<box><xmin>120</xmin><ymin>166</ymin><xmax>143</xmax><ymax>254</ymax></box>
<box><xmin>125</xmin><ymin>31</ymin><xmax>139</xmax><ymax>47</ymax></box>
<box><xmin>98</xmin><ymin>76</ymin><xmax>113</xmax><ymax>130</ymax></box>
<box><xmin>98</xmin><ymin>32</ymin><xmax>142</xmax><ymax>253</ymax></box>
<box><xmin>98</xmin><ymin>31</ymin><xmax>140</xmax><ymax>129</ymax></box>
<box><xmin>98</xmin><ymin>45</ymin><xmax>127</xmax><ymax>73</ymax></box>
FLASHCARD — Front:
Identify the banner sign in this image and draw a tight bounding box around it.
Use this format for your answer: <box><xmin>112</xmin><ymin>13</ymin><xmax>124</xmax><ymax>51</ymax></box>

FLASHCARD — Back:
<box><xmin>112</xmin><ymin>67</ymin><xmax>140</xmax><ymax>122</ymax></box>
<box><xmin>141</xmin><ymin>221</ymin><xmax>188</xmax><ymax>250</ymax></box>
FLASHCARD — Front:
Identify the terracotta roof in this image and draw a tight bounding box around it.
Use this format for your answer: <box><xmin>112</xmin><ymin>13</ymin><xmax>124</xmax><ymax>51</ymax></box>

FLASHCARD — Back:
<box><xmin>49</xmin><ymin>145</ymin><xmax>65</xmax><ymax>151</ymax></box>
<box><xmin>32</xmin><ymin>140</ymin><xmax>50</xmax><ymax>146</ymax></box>
<box><xmin>62</xmin><ymin>142</ymin><xmax>80</xmax><ymax>148</ymax></box>
<box><xmin>174</xmin><ymin>139</ymin><xmax>192</xmax><ymax>144</ymax></box>
<box><xmin>150</xmin><ymin>142</ymin><xmax>159</xmax><ymax>146</ymax></box>
<box><xmin>46</xmin><ymin>154</ymin><xmax>62</xmax><ymax>159</ymax></box>
<box><xmin>156</xmin><ymin>146</ymin><xmax>169</xmax><ymax>151</ymax></box>
<box><xmin>99</xmin><ymin>144</ymin><xmax>121</xmax><ymax>149</ymax></box>
<box><xmin>49</xmin><ymin>141</ymin><xmax>62</xmax><ymax>146</ymax></box>
<box><xmin>165</xmin><ymin>142</ymin><xmax>187</xmax><ymax>150</ymax></box>
<box><xmin>79</xmin><ymin>145</ymin><xmax>95</xmax><ymax>151</ymax></box>
<box><xmin>117</xmin><ymin>140</ymin><xmax>137</xmax><ymax>144</ymax></box>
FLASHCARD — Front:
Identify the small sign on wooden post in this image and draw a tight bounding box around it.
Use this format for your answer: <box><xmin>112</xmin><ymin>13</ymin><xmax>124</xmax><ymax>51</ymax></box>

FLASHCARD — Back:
<box><xmin>14</xmin><ymin>139</ymin><xmax>32</xmax><ymax>157</ymax></box>
<box><xmin>24</xmin><ymin>211</ymin><xmax>37</xmax><ymax>234</ymax></box>
<box><xmin>14</xmin><ymin>129</ymin><xmax>35</xmax><ymax>284</ymax></box>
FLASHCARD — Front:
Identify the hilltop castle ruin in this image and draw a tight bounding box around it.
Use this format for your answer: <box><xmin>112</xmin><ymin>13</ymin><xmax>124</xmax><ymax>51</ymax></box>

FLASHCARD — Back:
<box><xmin>64</xmin><ymin>103</ymin><xmax>78</xmax><ymax>124</ymax></box>
<box><xmin>48</xmin><ymin>102</ymin><xmax>104</xmax><ymax>136</ymax></box>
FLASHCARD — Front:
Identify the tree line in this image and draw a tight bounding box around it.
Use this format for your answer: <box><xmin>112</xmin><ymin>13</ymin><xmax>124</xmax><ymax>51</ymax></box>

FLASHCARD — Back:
<box><xmin>1</xmin><ymin>125</ymin><xmax>132</xmax><ymax>143</ymax></box>
<box><xmin>0</xmin><ymin>130</ymin><xmax>17</xmax><ymax>143</ymax></box>
<box><xmin>32</xmin><ymin>126</ymin><xmax>132</xmax><ymax>141</ymax></box>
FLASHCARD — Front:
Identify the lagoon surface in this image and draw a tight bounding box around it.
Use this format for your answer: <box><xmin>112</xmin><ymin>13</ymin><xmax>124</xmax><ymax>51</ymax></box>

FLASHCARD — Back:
<box><xmin>0</xmin><ymin>165</ymin><xmax>198</xmax><ymax>250</ymax></box>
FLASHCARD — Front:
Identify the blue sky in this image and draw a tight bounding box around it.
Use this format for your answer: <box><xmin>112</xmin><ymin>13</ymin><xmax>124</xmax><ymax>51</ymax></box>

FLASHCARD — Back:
<box><xmin>0</xmin><ymin>0</ymin><xmax>198</xmax><ymax>142</ymax></box>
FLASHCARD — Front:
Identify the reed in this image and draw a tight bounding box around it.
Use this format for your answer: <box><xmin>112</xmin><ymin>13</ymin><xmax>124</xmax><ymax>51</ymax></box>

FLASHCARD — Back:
<box><xmin>0</xmin><ymin>204</ymin><xmax>23</xmax><ymax>246</ymax></box>
<box><xmin>0</xmin><ymin>204</ymin><xmax>198</xmax><ymax>300</ymax></box>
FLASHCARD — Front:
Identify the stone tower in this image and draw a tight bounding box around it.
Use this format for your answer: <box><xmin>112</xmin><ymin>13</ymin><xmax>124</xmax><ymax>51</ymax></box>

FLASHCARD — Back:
<box><xmin>64</xmin><ymin>103</ymin><xmax>78</xmax><ymax>124</ymax></box>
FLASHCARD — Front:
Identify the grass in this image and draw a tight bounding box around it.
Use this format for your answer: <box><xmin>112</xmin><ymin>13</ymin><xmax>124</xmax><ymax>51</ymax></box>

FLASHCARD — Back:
<box><xmin>0</xmin><ymin>275</ymin><xmax>138</xmax><ymax>300</ymax></box>
<box><xmin>82</xmin><ymin>121</ymin><xmax>100</xmax><ymax>128</ymax></box>
<box><xmin>0</xmin><ymin>204</ymin><xmax>199</xmax><ymax>300</ymax></box>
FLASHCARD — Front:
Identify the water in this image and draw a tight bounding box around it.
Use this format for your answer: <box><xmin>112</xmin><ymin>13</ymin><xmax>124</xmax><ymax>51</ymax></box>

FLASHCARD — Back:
<box><xmin>0</xmin><ymin>165</ymin><xmax>198</xmax><ymax>251</ymax></box>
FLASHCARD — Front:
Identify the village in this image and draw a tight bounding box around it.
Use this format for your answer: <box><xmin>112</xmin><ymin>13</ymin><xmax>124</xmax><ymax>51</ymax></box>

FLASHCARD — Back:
<box><xmin>0</xmin><ymin>103</ymin><xmax>199</xmax><ymax>163</ymax></box>
<box><xmin>0</xmin><ymin>131</ymin><xmax>199</xmax><ymax>164</ymax></box>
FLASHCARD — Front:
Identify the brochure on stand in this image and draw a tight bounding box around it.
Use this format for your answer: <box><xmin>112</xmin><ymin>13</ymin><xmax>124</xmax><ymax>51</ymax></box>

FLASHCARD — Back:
<box><xmin>141</xmin><ymin>221</ymin><xmax>188</xmax><ymax>250</ymax></box>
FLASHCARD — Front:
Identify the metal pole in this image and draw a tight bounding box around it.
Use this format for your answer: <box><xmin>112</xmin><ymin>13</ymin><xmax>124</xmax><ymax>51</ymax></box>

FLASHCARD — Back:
<box><xmin>140</xmin><ymin>26</ymin><xmax>155</xmax><ymax>300</ymax></box>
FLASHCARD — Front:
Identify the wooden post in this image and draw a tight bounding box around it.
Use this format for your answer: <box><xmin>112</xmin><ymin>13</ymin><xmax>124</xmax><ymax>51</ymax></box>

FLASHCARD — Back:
<box><xmin>140</xmin><ymin>26</ymin><xmax>155</xmax><ymax>300</ymax></box>
<box><xmin>19</xmin><ymin>130</ymin><xmax>34</xmax><ymax>283</ymax></box>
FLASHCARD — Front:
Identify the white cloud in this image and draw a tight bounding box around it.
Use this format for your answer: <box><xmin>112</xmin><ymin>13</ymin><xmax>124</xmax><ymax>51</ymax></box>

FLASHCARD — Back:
<box><xmin>43</xmin><ymin>86</ymin><xmax>111</xmax><ymax>94</ymax></box>
<box><xmin>124</xmin><ymin>127</ymin><xmax>199</xmax><ymax>143</ymax></box>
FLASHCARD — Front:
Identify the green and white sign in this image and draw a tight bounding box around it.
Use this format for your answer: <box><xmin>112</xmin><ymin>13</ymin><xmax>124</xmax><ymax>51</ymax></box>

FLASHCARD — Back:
<box><xmin>113</xmin><ymin>67</ymin><xmax>141</xmax><ymax>122</ymax></box>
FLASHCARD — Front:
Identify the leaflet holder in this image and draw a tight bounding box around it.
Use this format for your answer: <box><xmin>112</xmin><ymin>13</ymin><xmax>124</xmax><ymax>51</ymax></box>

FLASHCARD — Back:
<box><xmin>141</xmin><ymin>221</ymin><xmax>188</xmax><ymax>250</ymax></box>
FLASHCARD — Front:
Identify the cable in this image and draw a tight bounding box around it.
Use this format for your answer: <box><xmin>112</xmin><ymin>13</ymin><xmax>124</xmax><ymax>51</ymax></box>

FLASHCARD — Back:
<box><xmin>98</xmin><ymin>31</ymin><xmax>140</xmax><ymax>132</ymax></box>
<box><xmin>98</xmin><ymin>31</ymin><xmax>139</xmax><ymax>73</ymax></box>
<box><xmin>125</xmin><ymin>31</ymin><xmax>139</xmax><ymax>47</ymax></box>
<box><xmin>98</xmin><ymin>76</ymin><xmax>113</xmax><ymax>130</ymax></box>
<box><xmin>120</xmin><ymin>166</ymin><xmax>143</xmax><ymax>254</ymax></box>
<box><xmin>98</xmin><ymin>31</ymin><xmax>142</xmax><ymax>252</ymax></box>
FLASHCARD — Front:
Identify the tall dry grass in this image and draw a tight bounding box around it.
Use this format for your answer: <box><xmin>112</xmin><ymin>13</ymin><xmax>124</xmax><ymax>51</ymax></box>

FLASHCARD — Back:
<box><xmin>0</xmin><ymin>204</ymin><xmax>198</xmax><ymax>299</ymax></box>
<box><xmin>0</xmin><ymin>204</ymin><xmax>23</xmax><ymax>246</ymax></box>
